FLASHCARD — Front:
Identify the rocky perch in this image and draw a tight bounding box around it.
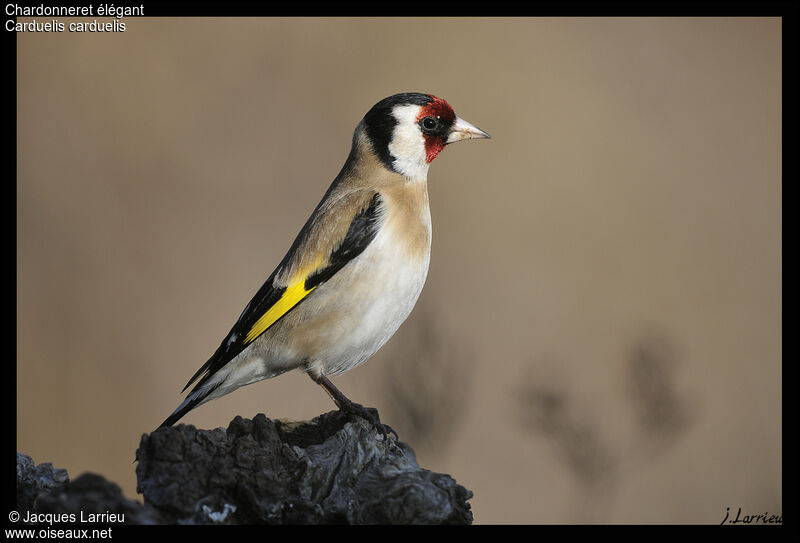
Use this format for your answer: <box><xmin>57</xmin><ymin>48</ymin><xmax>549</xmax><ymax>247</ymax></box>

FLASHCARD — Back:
<box><xmin>17</xmin><ymin>411</ymin><xmax>474</xmax><ymax>525</ymax></box>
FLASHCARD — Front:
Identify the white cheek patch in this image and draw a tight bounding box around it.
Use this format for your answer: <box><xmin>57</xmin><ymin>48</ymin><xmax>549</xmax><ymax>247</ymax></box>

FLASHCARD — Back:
<box><xmin>388</xmin><ymin>104</ymin><xmax>430</xmax><ymax>182</ymax></box>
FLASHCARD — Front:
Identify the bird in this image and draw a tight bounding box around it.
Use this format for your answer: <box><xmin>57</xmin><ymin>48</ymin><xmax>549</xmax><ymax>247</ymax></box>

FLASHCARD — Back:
<box><xmin>158</xmin><ymin>92</ymin><xmax>490</xmax><ymax>435</ymax></box>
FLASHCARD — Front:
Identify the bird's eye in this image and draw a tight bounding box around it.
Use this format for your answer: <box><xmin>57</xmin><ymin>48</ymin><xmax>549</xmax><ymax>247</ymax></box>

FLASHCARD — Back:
<box><xmin>420</xmin><ymin>117</ymin><xmax>438</xmax><ymax>131</ymax></box>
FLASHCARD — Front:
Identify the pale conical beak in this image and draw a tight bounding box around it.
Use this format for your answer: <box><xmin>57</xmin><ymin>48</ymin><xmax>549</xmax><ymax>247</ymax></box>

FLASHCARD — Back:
<box><xmin>446</xmin><ymin>116</ymin><xmax>491</xmax><ymax>144</ymax></box>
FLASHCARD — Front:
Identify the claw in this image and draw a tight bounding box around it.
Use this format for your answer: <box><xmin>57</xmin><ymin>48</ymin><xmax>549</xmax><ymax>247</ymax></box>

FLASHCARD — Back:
<box><xmin>342</xmin><ymin>402</ymin><xmax>398</xmax><ymax>441</ymax></box>
<box><xmin>309</xmin><ymin>372</ymin><xmax>398</xmax><ymax>441</ymax></box>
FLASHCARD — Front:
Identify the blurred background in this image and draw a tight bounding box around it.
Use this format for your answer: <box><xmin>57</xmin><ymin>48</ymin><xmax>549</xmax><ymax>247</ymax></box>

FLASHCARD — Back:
<box><xmin>16</xmin><ymin>17</ymin><xmax>781</xmax><ymax>524</ymax></box>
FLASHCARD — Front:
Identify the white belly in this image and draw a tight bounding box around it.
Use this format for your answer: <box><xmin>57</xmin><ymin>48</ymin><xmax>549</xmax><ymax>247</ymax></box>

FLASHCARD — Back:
<box><xmin>201</xmin><ymin>189</ymin><xmax>432</xmax><ymax>402</ymax></box>
<box><xmin>310</xmin><ymin>219</ymin><xmax>431</xmax><ymax>376</ymax></box>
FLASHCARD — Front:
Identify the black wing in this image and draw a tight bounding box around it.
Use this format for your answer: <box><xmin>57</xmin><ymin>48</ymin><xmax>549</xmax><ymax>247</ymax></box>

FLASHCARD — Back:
<box><xmin>158</xmin><ymin>192</ymin><xmax>383</xmax><ymax>428</ymax></box>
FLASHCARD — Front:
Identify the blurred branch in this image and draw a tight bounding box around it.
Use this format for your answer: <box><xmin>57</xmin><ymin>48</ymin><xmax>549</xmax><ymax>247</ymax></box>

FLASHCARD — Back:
<box><xmin>516</xmin><ymin>328</ymin><xmax>695</xmax><ymax>521</ymax></box>
<box><xmin>518</xmin><ymin>370</ymin><xmax>618</xmax><ymax>488</ymax></box>
<box><xmin>381</xmin><ymin>305</ymin><xmax>474</xmax><ymax>457</ymax></box>
<box><xmin>626</xmin><ymin>332</ymin><xmax>692</xmax><ymax>448</ymax></box>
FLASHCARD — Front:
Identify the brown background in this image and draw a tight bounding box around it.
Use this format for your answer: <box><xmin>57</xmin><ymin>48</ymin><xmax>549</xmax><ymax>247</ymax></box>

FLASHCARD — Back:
<box><xmin>17</xmin><ymin>18</ymin><xmax>781</xmax><ymax>524</ymax></box>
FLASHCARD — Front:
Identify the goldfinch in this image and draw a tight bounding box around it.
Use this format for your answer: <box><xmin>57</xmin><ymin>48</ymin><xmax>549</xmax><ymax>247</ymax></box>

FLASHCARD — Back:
<box><xmin>159</xmin><ymin>93</ymin><xmax>489</xmax><ymax>433</ymax></box>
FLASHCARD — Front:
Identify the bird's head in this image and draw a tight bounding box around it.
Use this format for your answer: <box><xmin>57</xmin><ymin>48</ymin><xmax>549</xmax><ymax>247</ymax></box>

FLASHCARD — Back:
<box><xmin>360</xmin><ymin>93</ymin><xmax>490</xmax><ymax>182</ymax></box>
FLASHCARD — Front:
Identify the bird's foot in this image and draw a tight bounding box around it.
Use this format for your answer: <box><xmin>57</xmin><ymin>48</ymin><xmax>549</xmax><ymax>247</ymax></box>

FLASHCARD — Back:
<box><xmin>338</xmin><ymin>400</ymin><xmax>398</xmax><ymax>441</ymax></box>
<box><xmin>309</xmin><ymin>372</ymin><xmax>398</xmax><ymax>440</ymax></box>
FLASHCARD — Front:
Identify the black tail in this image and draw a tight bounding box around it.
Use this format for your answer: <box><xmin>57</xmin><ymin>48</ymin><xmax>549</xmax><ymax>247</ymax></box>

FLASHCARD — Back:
<box><xmin>135</xmin><ymin>392</ymin><xmax>204</xmax><ymax>464</ymax></box>
<box><xmin>157</xmin><ymin>395</ymin><xmax>204</xmax><ymax>429</ymax></box>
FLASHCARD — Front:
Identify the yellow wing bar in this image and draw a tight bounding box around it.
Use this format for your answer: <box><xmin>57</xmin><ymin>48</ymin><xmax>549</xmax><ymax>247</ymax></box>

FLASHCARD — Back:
<box><xmin>243</xmin><ymin>280</ymin><xmax>316</xmax><ymax>344</ymax></box>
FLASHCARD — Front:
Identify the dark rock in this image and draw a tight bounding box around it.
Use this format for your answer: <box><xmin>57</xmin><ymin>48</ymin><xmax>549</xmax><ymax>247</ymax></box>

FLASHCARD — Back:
<box><xmin>16</xmin><ymin>454</ymin><xmax>163</xmax><ymax>525</ymax></box>
<box><xmin>136</xmin><ymin>411</ymin><xmax>473</xmax><ymax>524</ymax></box>
<box><xmin>16</xmin><ymin>410</ymin><xmax>473</xmax><ymax>525</ymax></box>
<box><xmin>16</xmin><ymin>453</ymin><xmax>69</xmax><ymax>512</ymax></box>
<box><xmin>35</xmin><ymin>473</ymin><xmax>164</xmax><ymax>525</ymax></box>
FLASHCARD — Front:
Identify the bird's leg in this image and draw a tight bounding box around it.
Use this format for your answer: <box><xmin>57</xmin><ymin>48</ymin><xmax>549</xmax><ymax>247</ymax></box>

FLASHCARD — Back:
<box><xmin>308</xmin><ymin>372</ymin><xmax>398</xmax><ymax>440</ymax></box>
